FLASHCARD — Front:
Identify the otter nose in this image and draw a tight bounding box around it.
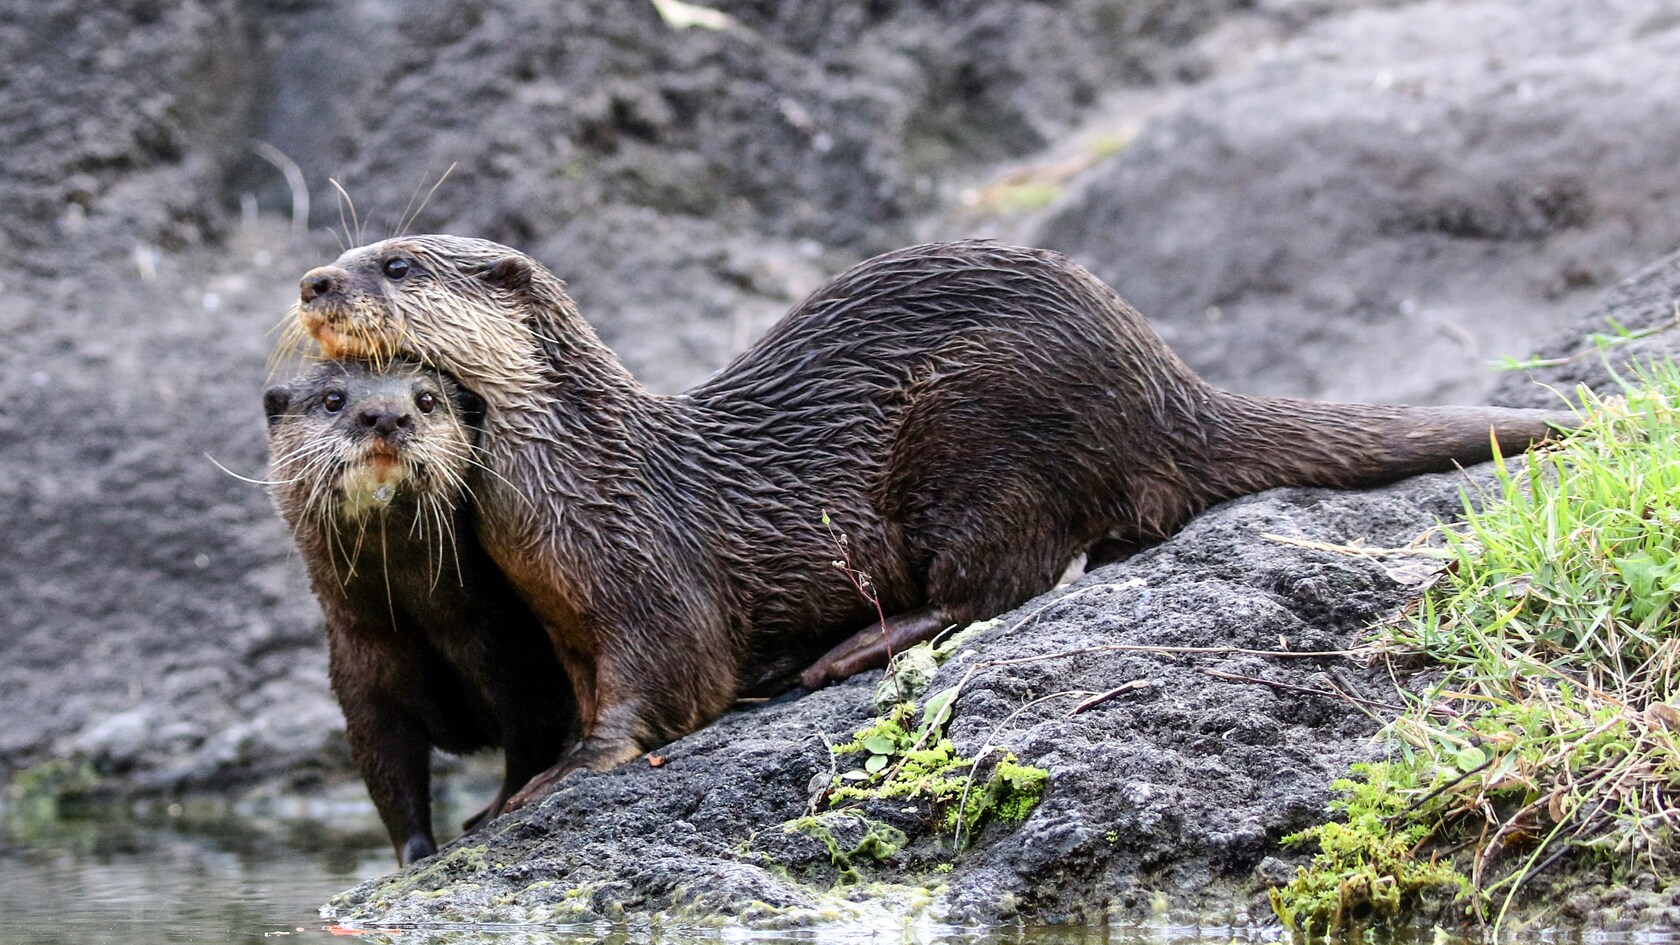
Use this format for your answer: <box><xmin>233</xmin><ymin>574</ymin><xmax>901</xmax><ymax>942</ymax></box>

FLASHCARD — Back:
<box><xmin>358</xmin><ymin>406</ymin><xmax>412</xmax><ymax>436</ymax></box>
<box><xmin>300</xmin><ymin>266</ymin><xmax>345</xmax><ymax>303</ymax></box>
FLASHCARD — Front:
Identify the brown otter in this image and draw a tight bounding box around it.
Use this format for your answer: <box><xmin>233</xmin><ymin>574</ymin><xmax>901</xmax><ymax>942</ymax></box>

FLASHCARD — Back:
<box><xmin>288</xmin><ymin>237</ymin><xmax>1572</xmax><ymax>806</ymax></box>
<box><xmin>264</xmin><ymin>358</ymin><xmax>577</xmax><ymax>863</ymax></box>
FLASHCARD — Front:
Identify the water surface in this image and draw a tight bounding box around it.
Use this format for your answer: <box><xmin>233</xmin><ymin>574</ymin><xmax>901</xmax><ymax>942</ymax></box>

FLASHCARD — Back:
<box><xmin>0</xmin><ymin>800</ymin><xmax>1593</xmax><ymax>945</ymax></box>
<box><xmin>0</xmin><ymin>801</ymin><xmax>390</xmax><ymax>945</ymax></box>
<box><xmin>0</xmin><ymin>803</ymin><xmax>1224</xmax><ymax>945</ymax></box>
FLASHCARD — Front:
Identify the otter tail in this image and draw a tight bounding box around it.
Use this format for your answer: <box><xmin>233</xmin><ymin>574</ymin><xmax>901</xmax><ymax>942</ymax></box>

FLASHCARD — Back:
<box><xmin>1194</xmin><ymin>393</ymin><xmax>1577</xmax><ymax>495</ymax></box>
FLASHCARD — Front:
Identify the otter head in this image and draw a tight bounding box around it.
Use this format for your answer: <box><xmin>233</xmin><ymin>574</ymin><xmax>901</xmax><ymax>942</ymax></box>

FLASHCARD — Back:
<box><xmin>290</xmin><ymin>235</ymin><xmax>593</xmax><ymax>407</ymax></box>
<box><xmin>264</xmin><ymin>359</ymin><xmax>486</xmax><ymax>524</ymax></box>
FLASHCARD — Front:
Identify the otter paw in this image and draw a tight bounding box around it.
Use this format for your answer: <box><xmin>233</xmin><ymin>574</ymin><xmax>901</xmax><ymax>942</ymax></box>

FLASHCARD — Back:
<box><xmin>401</xmin><ymin>834</ymin><xmax>438</xmax><ymax>867</ymax></box>
<box><xmin>800</xmin><ymin>661</ymin><xmax>842</xmax><ymax>690</ymax></box>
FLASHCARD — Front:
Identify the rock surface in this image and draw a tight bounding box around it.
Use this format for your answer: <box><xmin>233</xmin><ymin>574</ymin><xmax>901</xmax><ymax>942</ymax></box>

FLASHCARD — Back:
<box><xmin>1025</xmin><ymin>0</ymin><xmax>1680</xmax><ymax>406</ymax></box>
<box><xmin>328</xmin><ymin>468</ymin><xmax>1475</xmax><ymax>928</ymax></box>
<box><xmin>1492</xmin><ymin>247</ymin><xmax>1680</xmax><ymax>408</ymax></box>
<box><xmin>1</xmin><ymin>0</ymin><xmax>1677</xmax><ymax>865</ymax></box>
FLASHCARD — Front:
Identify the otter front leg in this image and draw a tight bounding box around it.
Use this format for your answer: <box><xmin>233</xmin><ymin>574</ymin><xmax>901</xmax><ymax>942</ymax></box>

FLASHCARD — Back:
<box><xmin>502</xmin><ymin>700</ymin><xmax>648</xmax><ymax>811</ymax></box>
<box><xmin>800</xmin><ymin>605</ymin><xmax>953</xmax><ymax>690</ymax></box>
<box><xmin>327</xmin><ymin>624</ymin><xmax>438</xmax><ymax>866</ymax></box>
<box><xmin>341</xmin><ymin>689</ymin><xmax>436</xmax><ymax>865</ymax></box>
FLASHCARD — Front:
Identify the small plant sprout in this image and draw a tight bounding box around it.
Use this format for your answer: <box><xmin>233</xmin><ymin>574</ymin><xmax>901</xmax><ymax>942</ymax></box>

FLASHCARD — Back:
<box><xmin>822</xmin><ymin>510</ymin><xmax>903</xmax><ymax>703</ymax></box>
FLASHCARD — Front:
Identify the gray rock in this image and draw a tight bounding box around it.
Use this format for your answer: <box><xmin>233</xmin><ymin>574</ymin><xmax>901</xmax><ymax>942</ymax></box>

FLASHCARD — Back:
<box><xmin>325</xmin><ymin>468</ymin><xmax>1475</xmax><ymax>927</ymax></box>
<box><xmin>1033</xmin><ymin>0</ymin><xmax>1680</xmax><ymax>406</ymax></box>
<box><xmin>1492</xmin><ymin>247</ymin><xmax>1680</xmax><ymax>408</ymax></box>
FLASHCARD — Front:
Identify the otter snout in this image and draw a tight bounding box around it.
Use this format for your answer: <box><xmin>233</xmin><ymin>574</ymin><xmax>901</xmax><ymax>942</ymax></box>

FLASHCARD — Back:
<box><xmin>358</xmin><ymin>405</ymin><xmax>413</xmax><ymax>437</ymax></box>
<box><xmin>300</xmin><ymin>266</ymin><xmax>348</xmax><ymax>304</ymax></box>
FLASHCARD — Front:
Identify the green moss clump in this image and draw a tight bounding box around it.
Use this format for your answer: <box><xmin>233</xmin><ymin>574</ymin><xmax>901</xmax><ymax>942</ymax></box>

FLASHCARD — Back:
<box><xmin>988</xmin><ymin>758</ymin><xmax>1050</xmax><ymax>823</ymax></box>
<box><xmin>1269</xmin><ymin>762</ymin><xmax>1470</xmax><ymax>937</ymax></box>
<box><xmin>3</xmin><ymin>760</ymin><xmax>99</xmax><ymax>823</ymax></box>
<box><xmin>826</xmin><ymin>695</ymin><xmax>1048</xmax><ymax>846</ymax></box>
<box><xmin>385</xmin><ymin>841</ymin><xmax>491</xmax><ymax>897</ymax></box>
<box><xmin>5</xmin><ymin>760</ymin><xmax>98</xmax><ymax>805</ymax></box>
<box><xmin>784</xmin><ymin>813</ymin><xmax>907</xmax><ymax>884</ymax></box>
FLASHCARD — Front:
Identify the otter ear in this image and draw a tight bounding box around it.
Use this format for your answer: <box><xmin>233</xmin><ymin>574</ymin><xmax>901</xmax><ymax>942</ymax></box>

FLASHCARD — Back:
<box><xmin>262</xmin><ymin>385</ymin><xmax>292</xmax><ymax>425</ymax></box>
<box><xmin>480</xmin><ymin>255</ymin><xmax>533</xmax><ymax>292</ymax></box>
<box><xmin>454</xmin><ymin>386</ymin><xmax>487</xmax><ymax>429</ymax></box>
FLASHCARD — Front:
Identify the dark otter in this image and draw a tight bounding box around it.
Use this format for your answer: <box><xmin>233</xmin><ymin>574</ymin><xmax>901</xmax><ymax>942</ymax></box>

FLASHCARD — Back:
<box><xmin>289</xmin><ymin>237</ymin><xmax>1571</xmax><ymax>805</ymax></box>
<box><xmin>264</xmin><ymin>359</ymin><xmax>576</xmax><ymax>863</ymax></box>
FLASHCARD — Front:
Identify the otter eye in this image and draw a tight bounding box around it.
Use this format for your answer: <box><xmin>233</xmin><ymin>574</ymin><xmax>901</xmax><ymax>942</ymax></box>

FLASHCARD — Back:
<box><xmin>415</xmin><ymin>391</ymin><xmax>437</xmax><ymax>414</ymax></box>
<box><xmin>382</xmin><ymin>257</ymin><xmax>411</xmax><ymax>281</ymax></box>
<box><xmin>323</xmin><ymin>390</ymin><xmax>346</xmax><ymax>413</ymax></box>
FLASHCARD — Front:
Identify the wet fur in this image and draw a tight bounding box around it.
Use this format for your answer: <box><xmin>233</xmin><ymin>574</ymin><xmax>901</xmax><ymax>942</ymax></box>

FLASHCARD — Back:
<box><xmin>265</xmin><ymin>359</ymin><xmax>576</xmax><ymax>864</ymax></box>
<box><xmin>292</xmin><ymin>237</ymin><xmax>1573</xmax><ymax>797</ymax></box>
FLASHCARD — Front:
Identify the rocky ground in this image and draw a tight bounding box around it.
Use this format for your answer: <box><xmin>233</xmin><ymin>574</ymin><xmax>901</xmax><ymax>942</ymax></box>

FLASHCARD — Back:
<box><xmin>327</xmin><ymin>467</ymin><xmax>1479</xmax><ymax>929</ymax></box>
<box><xmin>3</xmin><ymin>0</ymin><xmax>1680</xmax><ymax>931</ymax></box>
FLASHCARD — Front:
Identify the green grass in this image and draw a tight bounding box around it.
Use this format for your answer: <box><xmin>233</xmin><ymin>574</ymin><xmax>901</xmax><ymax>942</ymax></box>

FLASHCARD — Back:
<box><xmin>1273</xmin><ymin>362</ymin><xmax>1680</xmax><ymax>937</ymax></box>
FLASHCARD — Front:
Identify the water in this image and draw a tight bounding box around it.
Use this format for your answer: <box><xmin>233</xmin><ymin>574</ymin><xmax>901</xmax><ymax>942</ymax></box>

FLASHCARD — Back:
<box><xmin>0</xmin><ymin>802</ymin><xmax>1223</xmax><ymax>945</ymax></box>
<box><xmin>0</xmin><ymin>804</ymin><xmax>392</xmax><ymax>945</ymax></box>
<box><xmin>0</xmin><ymin>801</ymin><xmax>1590</xmax><ymax>945</ymax></box>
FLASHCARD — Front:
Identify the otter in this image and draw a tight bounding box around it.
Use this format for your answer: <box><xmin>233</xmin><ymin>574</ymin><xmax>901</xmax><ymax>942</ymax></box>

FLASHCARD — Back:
<box><xmin>289</xmin><ymin>237</ymin><xmax>1572</xmax><ymax>806</ymax></box>
<box><xmin>264</xmin><ymin>358</ymin><xmax>576</xmax><ymax>863</ymax></box>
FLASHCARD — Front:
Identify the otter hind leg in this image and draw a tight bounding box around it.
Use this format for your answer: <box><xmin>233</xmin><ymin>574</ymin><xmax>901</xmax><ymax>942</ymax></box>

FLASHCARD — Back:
<box><xmin>1083</xmin><ymin>535</ymin><xmax>1149</xmax><ymax>570</ymax></box>
<box><xmin>502</xmin><ymin>686</ymin><xmax>666</xmax><ymax>811</ymax></box>
<box><xmin>918</xmin><ymin>511</ymin><xmax>1082</xmax><ymax>644</ymax></box>
<box><xmin>800</xmin><ymin>606</ymin><xmax>953</xmax><ymax>690</ymax></box>
<box><xmin>464</xmin><ymin>712</ymin><xmax>579</xmax><ymax>831</ymax></box>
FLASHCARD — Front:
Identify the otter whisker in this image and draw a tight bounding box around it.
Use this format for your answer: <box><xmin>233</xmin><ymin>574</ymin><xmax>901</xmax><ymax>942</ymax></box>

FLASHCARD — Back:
<box><xmin>426</xmin><ymin>440</ymin><xmax>534</xmax><ymax>512</ymax></box>
<box><xmin>378</xmin><ymin>513</ymin><xmax>398</xmax><ymax>631</ymax></box>
<box><xmin>205</xmin><ymin>452</ymin><xmax>303</xmax><ymax>487</ymax></box>
<box><xmin>330</xmin><ymin>178</ymin><xmax>363</xmax><ymax>250</ymax></box>
<box><xmin>396</xmin><ymin>162</ymin><xmax>457</xmax><ymax>239</ymax></box>
<box><xmin>285</xmin><ymin>455</ymin><xmax>343</xmax><ymax>526</ymax></box>
<box><xmin>364</xmin><ymin>321</ymin><xmax>394</xmax><ymax>373</ymax></box>
<box><xmin>268</xmin><ymin>308</ymin><xmax>314</xmax><ymax>375</ymax></box>
<box><xmin>323</xmin><ymin>507</ymin><xmax>359</xmax><ymax>588</ymax></box>
<box><xmin>251</xmin><ymin>140</ymin><xmax>309</xmax><ymax>237</ymax></box>
<box><xmin>417</xmin><ymin>492</ymin><xmax>442</xmax><ymax>593</ymax></box>
<box><xmin>438</xmin><ymin>497</ymin><xmax>466</xmax><ymax>590</ymax></box>
<box><xmin>336</xmin><ymin>503</ymin><xmax>375</xmax><ymax>587</ymax></box>
<box><xmin>424</xmin><ymin>492</ymin><xmax>463</xmax><ymax>594</ymax></box>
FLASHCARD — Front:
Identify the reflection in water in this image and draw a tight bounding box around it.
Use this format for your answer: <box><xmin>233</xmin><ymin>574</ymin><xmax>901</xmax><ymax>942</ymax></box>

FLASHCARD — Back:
<box><xmin>0</xmin><ymin>804</ymin><xmax>392</xmax><ymax>945</ymax></box>
<box><xmin>0</xmin><ymin>802</ymin><xmax>1467</xmax><ymax>945</ymax></box>
<box><xmin>0</xmin><ymin>803</ymin><xmax>1204</xmax><ymax>945</ymax></box>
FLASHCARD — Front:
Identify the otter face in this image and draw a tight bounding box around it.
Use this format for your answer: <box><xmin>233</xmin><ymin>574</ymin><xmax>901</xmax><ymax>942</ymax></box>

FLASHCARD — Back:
<box><xmin>289</xmin><ymin>235</ymin><xmax>555</xmax><ymax>401</ymax></box>
<box><xmin>264</xmin><ymin>359</ymin><xmax>485</xmax><ymax>524</ymax></box>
